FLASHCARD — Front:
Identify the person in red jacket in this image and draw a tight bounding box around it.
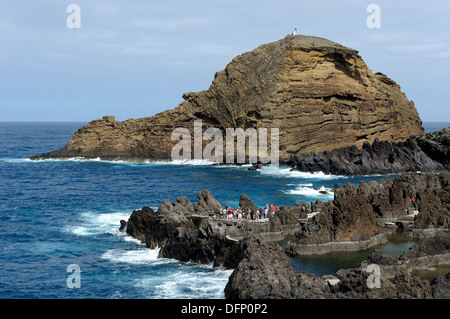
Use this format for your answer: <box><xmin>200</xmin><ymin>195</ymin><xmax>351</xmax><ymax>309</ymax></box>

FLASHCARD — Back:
<box><xmin>410</xmin><ymin>195</ymin><xmax>416</xmax><ymax>209</ymax></box>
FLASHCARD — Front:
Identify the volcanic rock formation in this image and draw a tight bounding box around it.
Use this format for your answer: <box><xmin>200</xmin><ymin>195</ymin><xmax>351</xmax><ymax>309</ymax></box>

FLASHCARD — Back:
<box><xmin>120</xmin><ymin>189</ymin><xmax>302</xmax><ymax>266</ymax></box>
<box><xmin>285</xmin><ymin>171</ymin><xmax>450</xmax><ymax>256</ymax></box>
<box><xmin>225</xmin><ymin>232</ymin><xmax>450</xmax><ymax>299</ymax></box>
<box><xmin>118</xmin><ymin>172</ymin><xmax>449</xmax><ymax>299</ymax></box>
<box><xmin>287</xmin><ymin>127</ymin><xmax>449</xmax><ymax>175</ymax></box>
<box><xmin>31</xmin><ymin>35</ymin><xmax>423</xmax><ymax>162</ymax></box>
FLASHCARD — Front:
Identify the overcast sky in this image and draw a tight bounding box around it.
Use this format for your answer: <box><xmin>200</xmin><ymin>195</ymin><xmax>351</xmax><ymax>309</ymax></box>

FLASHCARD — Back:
<box><xmin>1</xmin><ymin>0</ymin><xmax>449</xmax><ymax>122</ymax></box>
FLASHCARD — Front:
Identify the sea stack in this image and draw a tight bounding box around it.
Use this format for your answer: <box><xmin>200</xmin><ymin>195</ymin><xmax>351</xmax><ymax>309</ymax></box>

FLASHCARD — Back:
<box><xmin>31</xmin><ymin>35</ymin><xmax>424</xmax><ymax>162</ymax></box>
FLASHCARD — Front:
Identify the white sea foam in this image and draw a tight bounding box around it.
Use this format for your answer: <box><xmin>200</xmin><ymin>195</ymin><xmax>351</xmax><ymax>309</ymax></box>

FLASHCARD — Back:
<box><xmin>0</xmin><ymin>158</ymin><xmax>33</xmax><ymax>163</ymax></box>
<box><xmin>73</xmin><ymin>209</ymin><xmax>233</xmax><ymax>302</ymax></box>
<box><xmin>14</xmin><ymin>156</ymin><xmax>221</xmax><ymax>167</ymax></box>
<box><xmin>101</xmin><ymin>247</ymin><xmax>162</xmax><ymax>265</ymax></box>
<box><xmin>34</xmin><ymin>157</ymin><xmax>217</xmax><ymax>166</ymax></box>
<box><xmin>1</xmin><ymin>157</ymin><xmax>108</xmax><ymax>165</ymax></box>
<box><xmin>287</xmin><ymin>183</ymin><xmax>313</xmax><ymax>187</ymax></box>
<box><xmin>12</xmin><ymin>156</ymin><xmax>260</xmax><ymax>169</ymax></box>
<box><xmin>136</xmin><ymin>265</ymin><xmax>233</xmax><ymax>299</ymax></box>
<box><xmin>259</xmin><ymin>165</ymin><xmax>345</xmax><ymax>180</ymax></box>
<box><xmin>35</xmin><ymin>156</ymin><xmax>102</xmax><ymax>162</ymax></box>
<box><xmin>284</xmin><ymin>185</ymin><xmax>334</xmax><ymax>198</ymax></box>
<box><xmin>152</xmin><ymin>159</ymin><xmax>216</xmax><ymax>166</ymax></box>
<box><xmin>64</xmin><ymin>211</ymin><xmax>132</xmax><ymax>238</ymax></box>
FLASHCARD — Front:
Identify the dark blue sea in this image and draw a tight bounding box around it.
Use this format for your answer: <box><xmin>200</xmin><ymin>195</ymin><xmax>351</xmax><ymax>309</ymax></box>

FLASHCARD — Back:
<box><xmin>0</xmin><ymin>122</ymin><xmax>448</xmax><ymax>299</ymax></box>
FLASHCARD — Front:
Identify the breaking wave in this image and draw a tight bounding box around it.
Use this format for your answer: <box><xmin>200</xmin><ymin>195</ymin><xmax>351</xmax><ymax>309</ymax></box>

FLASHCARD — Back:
<box><xmin>283</xmin><ymin>185</ymin><xmax>334</xmax><ymax>199</ymax></box>
<box><xmin>258</xmin><ymin>165</ymin><xmax>345</xmax><ymax>180</ymax></box>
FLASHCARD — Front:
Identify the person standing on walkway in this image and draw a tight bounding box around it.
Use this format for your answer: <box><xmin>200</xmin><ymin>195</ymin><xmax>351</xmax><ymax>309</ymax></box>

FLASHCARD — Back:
<box><xmin>410</xmin><ymin>195</ymin><xmax>416</xmax><ymax>209</ymax></box>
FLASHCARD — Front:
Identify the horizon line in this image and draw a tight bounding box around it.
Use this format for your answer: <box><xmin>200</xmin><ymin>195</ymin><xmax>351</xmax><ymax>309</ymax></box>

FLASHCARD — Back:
<box><xmin>1</xmin><ymin>120</ymin><xmax>450</xmax><ymax>124</ymax></box>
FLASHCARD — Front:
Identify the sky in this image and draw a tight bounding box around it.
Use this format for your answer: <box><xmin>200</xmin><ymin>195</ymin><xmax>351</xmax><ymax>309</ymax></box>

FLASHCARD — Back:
<box><xmin>0</xmin><ymin>0</ymin><xmax>449</xmax><ymax>122</ymax></box>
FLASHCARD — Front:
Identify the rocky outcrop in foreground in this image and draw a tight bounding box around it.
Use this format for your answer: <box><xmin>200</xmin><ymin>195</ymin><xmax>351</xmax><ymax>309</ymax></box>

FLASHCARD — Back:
<box><xmin>120</xmin><ymin>172</ymin><xmax>449</xmax><ymax>264</ymax></box>
<box><xmin>225</xmin><ymin>232</ymin><xmax>450</xmax><ymax>299</ymax></box>
<box><xmin>31</xmin><ymin>35</ymin><xmax>423</xmax><ymax>163</ymax></box>
<box><xmin>285</xmin><ymin>181</ymin><xmax>386</xmax><ymax>255</ymax></box>
<box><xmin>285</xmin><ymin>171</ymin><xmax>449</xmax><ymax>256</ymax></box>
<box><xmin>120</xmin><ymin>189</ymin><xmax>302</xmax><ymax>267</ymax></box>
<box><xmin>119</xmin><ymin>171</ymin><xmax>449</xmax><ymax>299</ymax></box>
<box><xmin>416</xmin><ymin>127</ymin><xmax>450</xmax><ymax>170</ymax></box>
<box><xmin>287</xmin><ymin>127</ymin><xmax>449</xmax><ymax>176</ymax></box>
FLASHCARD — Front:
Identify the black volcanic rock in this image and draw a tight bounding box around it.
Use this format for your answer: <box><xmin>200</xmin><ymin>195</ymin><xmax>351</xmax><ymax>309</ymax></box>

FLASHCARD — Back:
<box><xmin>118</xmin><ymin>173</ymin><xmax>450</xmax><ymax>299</ymax></box>
<box><xmin>226</xmin><ymin>231</ymin><xmax>450</xmax><ymax>299</ymax></box>
<box><xmin>195</xmin><ymin>189</ymin><xmax>223</xmax><ymax>215</ymax></box>
<box><xmin>285</xmin><ymin>171</ymin><xmax>450</xmax><ymax>256</ymax></box>
<box><xmin>121</xmin><ymin>172</ymin><xmax>448</xmax><ymax>266</ymax></box>
<box><xmin>430</xmin><ymin>273</ymin><xmax>450</xmax><ymax>299</ymax></box>
<box><xmin>367</xmin><ymin>250</ymin><xmax>400</xmax><ymax>266</ymax></box>
<box><xmin>224</xmin><ymin>237</ymin><xmax>300</xmax><ymax>299</ymax></box>
<box><xmin>239</xmin><ymin>193</ymin><xmax>258</xmax><ymax>212</ymax></box>
<box><xmin>120</xmin><ymin>190</ymin><xmax>302</xmax><ymax>266</ymax></box>
<box><xmin>285</xmin><ymin>182</ymin><xmax>382</xmax><ymax>254</ymax></box>
<box><xmin>415</xmin><ymin>127</ymin><xmax>450</xmax><ymax>169</ymax></box>
<box><xmin>348</xmin><ymin>171</ymin><xmax>449</xmax><ymax>222</ymax></box>
<box><xmin>397</xmin><ymin>171</ymin><xmax>450</xmax><ymax>229</ymax></box>
<box><xmin>288</xmin><ymin>134</ymin><xmax>447</xmax><ymax>176</ymax></box>
<box><xmin>122</xmin><ymin>172</ymin><xmax>448</xmax><ymax>264</ymax></box>
<box><xmin>417</xmin><ymin>230</ymin><xmax>450</xmax><ymax>255</ymax></box>
<box><xmin>247</xmin><ymin>164</ymin><xmax>262</xmax><ymax>171</ymax></box>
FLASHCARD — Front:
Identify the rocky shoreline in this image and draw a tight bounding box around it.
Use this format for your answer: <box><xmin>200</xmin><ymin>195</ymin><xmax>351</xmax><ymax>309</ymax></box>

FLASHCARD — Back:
<box><xmin>31</xmin><ymin>126</ymin><xmax>449</xmax><ymax>179</ymax></box>
<box><xmin>285</xmin><ymin>233</ymin><xmax>388</xmax><ymax>255</ymax></box>
<box><xmin>119</xmin><ymin>189</ymin><xmax>304</xmax><ymax>267</ymax></box>
<box><xmin>284</xmin><ymin>171</ymin><xmax>449</xmax><ymax>258</ymax></box>
<box><xmin>119</xmin><ymin>171</ymin><xmax>449</xmax><ymax>299</ymax></box>
<box><xmin>225</xmin><ymin>233</ymin><xmax>449</xmax><ymax>299</ymax></box>
<box><xmin>287</xmin><ymin>127</ymin><xmax>449</xmax><ymax>176</ymax></box>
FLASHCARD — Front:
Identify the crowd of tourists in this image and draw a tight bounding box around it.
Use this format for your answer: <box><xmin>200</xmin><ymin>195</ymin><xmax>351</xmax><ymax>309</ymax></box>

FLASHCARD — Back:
<box><xmin>210</xmin><ymin>203</ymin><xmax>276</xmax><ymax>220</ymax></box>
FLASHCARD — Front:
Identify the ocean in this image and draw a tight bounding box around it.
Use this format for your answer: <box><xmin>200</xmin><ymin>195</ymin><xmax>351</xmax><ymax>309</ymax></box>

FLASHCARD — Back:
<box><xmin>0</xmin><ymin>122</ymin><xmax>448</xmax><ymax>299</ymax></box>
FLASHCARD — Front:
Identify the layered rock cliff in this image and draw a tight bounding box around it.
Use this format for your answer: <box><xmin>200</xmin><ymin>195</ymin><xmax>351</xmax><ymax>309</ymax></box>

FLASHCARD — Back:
<box><xmin>32</xmin><ymin>35</ymin><xmax>423</xmax><ymax>162</ymax></box>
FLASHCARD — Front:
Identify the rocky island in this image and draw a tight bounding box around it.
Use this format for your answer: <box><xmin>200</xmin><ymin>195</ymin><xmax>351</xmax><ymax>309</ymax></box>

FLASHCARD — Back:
<box><xmin>31</xmin><ymin>35</ymin><xmax>425</xmax><ymax>169</ymax></box>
